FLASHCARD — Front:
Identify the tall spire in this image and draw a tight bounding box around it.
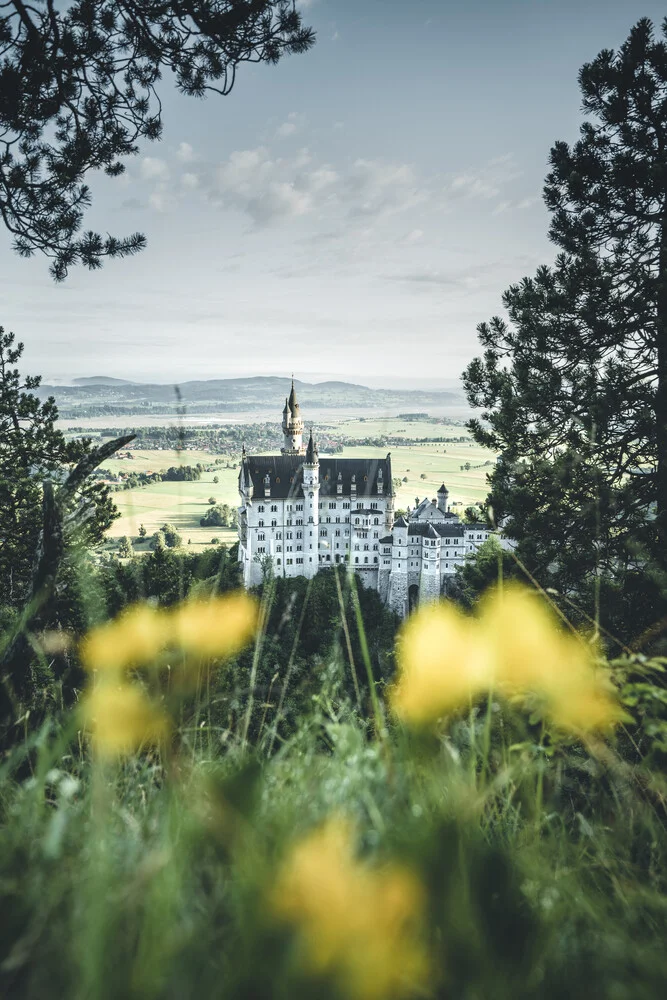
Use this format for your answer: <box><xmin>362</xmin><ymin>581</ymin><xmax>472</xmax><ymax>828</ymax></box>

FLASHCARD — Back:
<box><xmin>305</xmin><ymin>427</ymin><xmax>318</xmax><ymax>464</ymax></box>
<box><xmin>281</xmin><ymin>376</ymin><xmax>306</xmax><ymax>455</ymax></box>
<box><xmin>288</xmin><ymin>376</ymin><xmax>299</xmax><ymax>414</ymax></box>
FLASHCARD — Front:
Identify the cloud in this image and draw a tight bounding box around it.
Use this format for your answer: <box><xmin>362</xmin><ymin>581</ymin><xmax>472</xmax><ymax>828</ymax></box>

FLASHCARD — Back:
<box><xmin>148</xmin><ymin>189</ymin><xmax>170</xmax><ymax>212</ymax></box>
<box><xmin>120</xmin><ymin>197</ymin><xmax>144</xmax><ymax>211</ymax></box>
<box><xmin>176</xmin><ymin>142</ymin><xmax>196</xmax><ymax>163</ymax></box>
<box><xmin>275</xmin><ymin>111</ymin><xmax>305</xmax><ymax>139</ymax></box>
<box><xmin>181</xmin><ymin>173</ymin><xmax>199</xmax><ymax>190</ymax></box>
<box><xmin>403</xmin><ymin>228</ymin><xmax>424</xmax><ymax>244</ymax></box>
<box><xmin>140</xmin><ymin>157</ymin><xmax>169</xmax><ymax>180</ymax></box>
<box><xmin>446</xmin><ymin>154</ymin><xmax>522</xmax><ymax>205</ymax></box>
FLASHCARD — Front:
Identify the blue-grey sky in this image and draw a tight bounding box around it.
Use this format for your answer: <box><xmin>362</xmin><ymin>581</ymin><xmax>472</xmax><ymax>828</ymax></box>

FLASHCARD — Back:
<box><xmin>1</xmin><ymin>0</ymin><xmax>665</xmax><ymax>385</ymax></box>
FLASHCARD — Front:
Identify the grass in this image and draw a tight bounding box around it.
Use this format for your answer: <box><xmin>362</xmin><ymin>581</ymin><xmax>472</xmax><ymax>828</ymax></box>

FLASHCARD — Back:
<box><xmin>101</xmin><ymin>449</ymin><xmax>239</xmax><ymax>550</ymax></box>
<box><xmin>2</xmin><ymin>568</ymin><xmax>667</xmax><ymax>1000</ymax></box>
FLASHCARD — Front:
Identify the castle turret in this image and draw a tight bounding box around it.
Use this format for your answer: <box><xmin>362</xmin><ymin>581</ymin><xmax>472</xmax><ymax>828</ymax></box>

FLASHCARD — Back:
<box><xmin>281</xmin><ymin>378</ymin><xmax>305</xmax><ymax>455</ymax></box>
<box><xmin>302</xmin><ymin>428</ymin><xmax>320</xmax><ymax>578</ymax></box>
<box><xmin>437</xmin><ymin>483</ymin><xmax>449</xmax><ymax>515</ymax></box>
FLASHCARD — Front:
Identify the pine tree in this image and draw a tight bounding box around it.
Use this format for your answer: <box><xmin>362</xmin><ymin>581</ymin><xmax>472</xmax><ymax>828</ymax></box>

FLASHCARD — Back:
<box><xmin>0</xmin><ymin>1</ymin><xmax>314</xmax><ymax>278</ymax></box>
<box><xmin>0</xmin><ymin>328</ymin><xmax>119</xmax><ymax>608</ymax></box>
<box><xmin>463</xmin><ymin>18</ymin><xmax>667</xmax><ymax>636</ymax></box>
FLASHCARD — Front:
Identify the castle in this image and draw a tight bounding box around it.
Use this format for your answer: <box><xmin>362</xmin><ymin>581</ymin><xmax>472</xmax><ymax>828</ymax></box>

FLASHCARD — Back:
<box><xmin>237</xmin><ymin>382</ymin><xmax>493</xmax><ymax>616</ymax></box>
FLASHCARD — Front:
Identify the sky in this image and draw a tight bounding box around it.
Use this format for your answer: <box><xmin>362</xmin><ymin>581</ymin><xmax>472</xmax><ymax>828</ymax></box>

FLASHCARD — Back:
<box><xmin>2</xmin><ymin>0</ymin><xmax>666</xmax><ymax>386</ymax></box>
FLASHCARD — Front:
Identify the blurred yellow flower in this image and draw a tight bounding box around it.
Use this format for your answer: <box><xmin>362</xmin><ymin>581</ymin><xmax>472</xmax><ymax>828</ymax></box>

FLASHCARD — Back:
<box><xmin>479</xmin><ymin>583</ymin><xmax>623</xmax><ymax>733</ymax></box>
<box><xmin>479</xmin><ymin>584</ymin><xmax>565</xmax><ymax>694</ymax></box>
<box><xmin>391</xmin><ymin>602</ymin><xmax>492</xmax><ymax>726</ymax></box>
<box><xmin>81</xmin><ymin>681</ymin><xmax>168</xmax><ymax>757</ymax></box>
<box><xmin>80</xmin><ymin>604</ymin><xmax>169</xmax><ymax>673</ymax></box>
<box><xmin>271</xmin><ymin>818</ymin><xmax>428</xmax><ymax>1000</ymax></box>
<box><xmin>170</xmin><ymin>592</ymin><xmax>258</xmax><ymax>659</ymax></box>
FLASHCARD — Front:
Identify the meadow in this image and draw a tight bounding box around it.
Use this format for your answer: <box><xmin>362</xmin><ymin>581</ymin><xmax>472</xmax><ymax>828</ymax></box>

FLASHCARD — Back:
<box><xmin>101</xmin><ymin>417</ymin><xmax>493</xmax><ymax>550</ymax></box>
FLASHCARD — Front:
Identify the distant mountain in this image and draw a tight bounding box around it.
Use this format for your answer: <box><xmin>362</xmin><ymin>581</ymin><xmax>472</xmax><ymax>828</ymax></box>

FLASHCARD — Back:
<box><xmin>38</xmin><ymin>375</ymin><xmax>465</xmax><ymax>416</ymax></box>
<box><xmin>72</xmin><ymin>376</ymin><xmax>134</xmax><ymax>386</ymax></box>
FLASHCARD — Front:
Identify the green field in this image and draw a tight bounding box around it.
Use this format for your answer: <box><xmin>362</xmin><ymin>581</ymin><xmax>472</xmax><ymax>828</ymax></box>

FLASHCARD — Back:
<box><xmin>102</xmin><ymin>423</ymin><xmax>494</xmax><ymax>551</ymax></box>
<box><xmin>102</xmin><ymin>448</ymin><xmax>238</xmax><ymax>550</ymax></box>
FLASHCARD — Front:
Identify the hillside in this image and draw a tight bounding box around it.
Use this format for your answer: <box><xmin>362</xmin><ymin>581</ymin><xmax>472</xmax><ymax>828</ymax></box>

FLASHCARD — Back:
<box><xmin>37</xmin><ymin>376</ymin><xmax>464</xmax><ymax>416</ymax></box>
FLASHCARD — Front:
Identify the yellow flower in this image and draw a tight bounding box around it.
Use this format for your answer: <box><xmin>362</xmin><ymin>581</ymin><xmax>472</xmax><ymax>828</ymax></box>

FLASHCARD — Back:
<box><xmin>544</xmin><ymin>633</ymin><xmax>626</xmax><ymax>733</ymax></box>
<box><xmin>80</xmin><ymin>604</ymin><xmax>169</xmax><ymax>673</ymax></box>
<box><xmin>479</xmin><ymin>583</ymin><xmax>623</xmax><ymax>733</ymax></box>
<box><xmin>479</xmin><ymin>584</ymin><xmax>565</xmax><ymax>694</ymax></box>
<box><xmin>271</xmin><ymin>818</ymin><xmax>428</xmax><ymax>1000</ymax></box>
<box><xmin>170</xmin><ymin>592</ymin><xmax>258</xmax><ymax>659</ymax></box>
<box><xmin>391</xmin><ymin>602</ymin><xmax>492</xmax><ymax>726</ymax></box>
<box><xmin>81</xmin><ymin>681</ymin><xmax>168</xmax><ymax>757</ymax></box>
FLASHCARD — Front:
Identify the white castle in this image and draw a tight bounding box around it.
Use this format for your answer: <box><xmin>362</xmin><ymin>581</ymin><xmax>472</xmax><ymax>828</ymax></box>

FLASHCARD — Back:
<box><xmin>237</xmin><ymin>381</ymin><xmax>493</xmax><ymax>616</ymax></box>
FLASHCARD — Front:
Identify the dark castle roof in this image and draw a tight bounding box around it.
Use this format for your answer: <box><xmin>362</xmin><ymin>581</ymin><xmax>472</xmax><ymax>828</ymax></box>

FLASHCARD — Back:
<box><xmin>241</xmin><ymin>454</ymin><xmax>393</xmax><ymax>500</ymax></box>
<box><xmin>408</xmin><ymin>522</ymin><xmax>465</xmax><ymax>538</ymax></box>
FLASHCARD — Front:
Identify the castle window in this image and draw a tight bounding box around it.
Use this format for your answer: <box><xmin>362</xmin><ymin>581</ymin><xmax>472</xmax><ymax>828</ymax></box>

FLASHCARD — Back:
<box><xmin>355</xmin><ymin>517</ymin><xmax>360</xmax><ymax>525</ymax></box>
<box><xmin>276</xmin><ymin>478</ymin><xmax>280</xmax><ymax>484</ymax></box>
<box><xmin>374</xmin><ymin>556</ymin><xmax>378</xmax><ymax>563</ymax></box>
<box><xmin>258</xmin><ymin>533</ymin><xmax>265</xmax><ymax>541</ymax></box>
<box><xmin>355</xmin><ymin>557</ymin><xmax>359</xmax><ymax>564</ymax></box>
<box><xmin>276</xmin><ymin>545</ymin><xmax>282</xmax><ymax>553</ymax></box>
<box><xmin>296</xmin><ymin>518</ymin><xmax>303</xmax><ymax>526</ymax></box>
<box><xmin>290</xmin><ymin>477</ymin><xmax>294</xmax><ymax>483</ymax></box>
<box><xmin>329</xmin><ymin>502</ymin><xmax>336</xmax><ymax>509</ymax></box>
<box><xmin>320</xmin><ymin>529</ymin><xmax>327</xmax><ymax>537</ymax></box>
<box><xmin>296</xmin><ymin>504</ymin><xmax>303</xmax><ymax>511</ymax></box>
<box><xmin>271</xmin><ymin>505</ymin><xmax>277</xmax><ymax>512</ymax></box>
<box><xmin>364</xmin><ymin>556</ymin><xmax>368</xmax><ymax>563</ymax></box>
<box><xmin>296</xmin><ymin>531</ymin><xmax>302</xmax><ymax>539</ymax></box>
<box><xmin>370</xmin><ymin>502</ymin><xmax>378</xmax><ymax>510</ymax></box>
<box><xmin>343</xmin><ymin>502</ymin><xmax>350</xmax><ymax>509</ymax></box>
<box><xmin>373</xmin><ymin>518</ymin><xmax>379</xmax><ymax>525</ymax></box>
<box><xmin>258</xmin><ymin>520</ymin><xmax>264</xmax><ymax>527</ymax></box>
<box><xmin>356</xmin><ymin>502</ymin><xmax>363</xmax><ymax>509</ymax></box>
<box><xmin>364</xmin><ymin>476</ymin><xmax>367</xmax><ymax>481</ymax></box>
<box><xmin>258</xmin><ymin>546</ymin><xmax>265</xmax><ymax>553</ymax></box>
<box><xmin>258</xmin><ymin>505</ymin><xmax>265</xmax><ymax>513</ymax></box>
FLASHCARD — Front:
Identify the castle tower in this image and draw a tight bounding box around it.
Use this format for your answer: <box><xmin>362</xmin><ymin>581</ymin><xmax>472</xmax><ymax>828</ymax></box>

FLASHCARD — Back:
<box><xmin>436</xmin><ymin>483</ymin><xmax>449</xmax><ymax>515</ymax></box>
<box><xmin>302</xmin><ymin>428</ymin><xmax>320</xmax><ymax>578</ymax></box>
<box><xmin>388</xmin><ymin>515</ymin><xmax>409</xmax><ymax>616</ymax></box>
<box><xmin>281</xmin><ymin>378</ymin><xmax>306</xmax><ymax>455</ymax></box>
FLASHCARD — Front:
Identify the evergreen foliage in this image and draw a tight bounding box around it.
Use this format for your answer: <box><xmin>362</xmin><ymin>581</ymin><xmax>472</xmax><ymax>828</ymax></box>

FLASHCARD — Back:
<box><xmin>0</xmin><ymin>1</ymin><xmax>314</xmax><ymax>277</ymax></box>
<box><xmin>463</xmin><ymin>18</ymin><xmax>667</xmax><ymax>642</ymax></box>
<box><xmin>0</xmin><ymin>329</ymin><xmax>118</xmax><ymax>609</ymax></box>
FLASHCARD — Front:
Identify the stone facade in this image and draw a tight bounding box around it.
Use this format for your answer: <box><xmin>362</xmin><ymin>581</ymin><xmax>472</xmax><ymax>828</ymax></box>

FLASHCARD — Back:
<box><xmin>238</xmin><ymin>384</ymin><xmax>499</xmax><ymax>613</ymax></box>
